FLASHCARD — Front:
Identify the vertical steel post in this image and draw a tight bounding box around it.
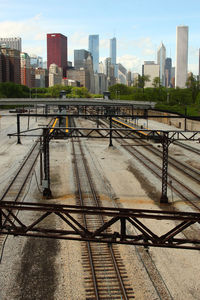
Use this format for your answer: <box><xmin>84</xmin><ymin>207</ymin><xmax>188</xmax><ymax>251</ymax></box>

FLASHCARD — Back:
<box><xmin>184</xmin><ymin>107</ymin><xmax>187</xmax><ymax>131</ymax></box>
<box><xmin>109</xmin><ymin>116</ymin><xmax>113</xmax><ymax>147</ymax></box>
<box><xmin>43</xmin><ymin>128</ymin><xmax>52</xmax><ymax>198</ymax></box>
<box><xmin>45</xmin><ymin>105</ymin><xmax>48</xmax><ymax>115</ymax></box>
<box><xmin>160</xmin><ymin>132</ymin><xmax>169</xmax><ymax>203</ymax></box>
<box><xmin>40</xmin><ymin>137</ymin><xmax>43</xmax><ymax>186</ymax></box>
<box><xmin>97</xmin><ymin>107</ymin><xmax>99</xmax><ymax>128</ymax></box>
<box><xmin>17</xmin><ymin>114</ymin><xmax>21</xmax><ymax>144</ymax></box>
<box><xmin>120</xmin><ymin>217</ymin><xmax>126</xmax><ymax>241</ymax></box>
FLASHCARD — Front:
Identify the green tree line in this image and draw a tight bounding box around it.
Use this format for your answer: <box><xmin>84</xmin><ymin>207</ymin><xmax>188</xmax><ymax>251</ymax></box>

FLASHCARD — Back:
<box><xmin>109</xmin><ymin>75</ymin><xmax>200</xmax><ymax>116</ymax></box>
<box><xmin>0</xmin><ymin>82</ymin><xmax>101</xmax><ymax>99</ymax></box>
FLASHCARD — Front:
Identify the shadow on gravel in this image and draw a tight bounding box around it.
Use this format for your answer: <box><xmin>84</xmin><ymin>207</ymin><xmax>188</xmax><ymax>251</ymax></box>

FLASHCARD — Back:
<box><xmin>15</xmin><ymin>219</ymin><xmax>59</xmax><ymax>300</ymax></box>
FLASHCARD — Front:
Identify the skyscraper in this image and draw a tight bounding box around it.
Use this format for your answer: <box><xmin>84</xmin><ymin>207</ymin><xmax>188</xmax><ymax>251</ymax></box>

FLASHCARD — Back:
<box><xmin>175</xmin><ymin>26</ymin><xmax>188</xmax><ymax>88</ymax></box>
<box><xmin>110</xmin><ymin>37</ymin><xmax>116</xmax><ymax>65</ymax></box>
<box><xmin>47</xmin><ymin>33</ymin><xmax>68</xmax><ymax>77</ymax></box>
<box><xmin>88</xmin><ymin>35</ymin><xmax>99</xmax><ymax>73</ymax></box>
<box><xmin>157</xmin><ymin>42</ymin><xmax>166</xmax><ymax>86</ymax></box>
<box><xmin>110</xmin><ymin>37</ymin><xmax>118</xmax><ymax>77</ymax></box>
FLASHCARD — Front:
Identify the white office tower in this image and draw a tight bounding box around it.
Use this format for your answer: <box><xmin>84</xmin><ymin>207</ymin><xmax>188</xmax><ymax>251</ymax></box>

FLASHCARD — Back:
<box><xmin>157</xmin><ymin>42</ymin><xmax>166</xmax><ymax>86</ymax></box>
<box><xmin>175</xmin><ymin>26</ymin><xmax>188</xmax><ymax>88</ymax></box>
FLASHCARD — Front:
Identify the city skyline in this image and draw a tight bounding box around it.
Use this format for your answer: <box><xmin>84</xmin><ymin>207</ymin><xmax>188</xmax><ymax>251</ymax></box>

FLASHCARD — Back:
<box><xmin>0</xmin><ymin>0</ymin><xmax>199</xmax><ymax>74</ymax></box>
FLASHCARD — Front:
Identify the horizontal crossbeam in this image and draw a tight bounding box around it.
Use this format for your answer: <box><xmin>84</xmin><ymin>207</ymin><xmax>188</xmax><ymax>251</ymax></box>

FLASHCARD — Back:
<box><xmin>1</xmin><ymin>201</ymin><xmax>200</xmax><ymax>250</ymax></box>
<box><xmin>8</xmin><ymin>127</ymin><xmax>200</xmax><ymax>141</ymax></box>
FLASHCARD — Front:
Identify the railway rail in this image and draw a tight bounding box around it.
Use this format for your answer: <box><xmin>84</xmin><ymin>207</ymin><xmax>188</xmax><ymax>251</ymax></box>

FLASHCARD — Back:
<box><xmin>71</xmin><ymin>118</ymin><xmax>134</xmax><ymax>299</ymax></box>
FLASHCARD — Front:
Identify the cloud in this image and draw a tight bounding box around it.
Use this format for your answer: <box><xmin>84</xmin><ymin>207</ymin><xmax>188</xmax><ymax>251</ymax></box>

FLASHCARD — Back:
<box><xmin>188</xmin><ymin>63</ymin><xmax>198</xmax><ymax>74</ymax></box>
<box><xmin>0</xmin><ymin>15</ymin><xmax>45</xmax><ymax>41</ymax></box>
<box><xmin>117</xmin><ymin>54</ymin><xmax>142</xmax><ymax>73</ymax></box>
<box><xmin>100</xmin><ymin>39</ymin><xmax>109</xmax><ymax>49</ymax></box>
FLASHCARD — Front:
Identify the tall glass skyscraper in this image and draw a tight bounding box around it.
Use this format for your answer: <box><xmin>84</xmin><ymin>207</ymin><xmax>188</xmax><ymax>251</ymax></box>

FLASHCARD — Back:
<box><xmin>88</xmin><ymin>35</ymin><xmax>99</xmax><ymax>73</ymax></box>
<box><xmin>110</xmin><ymin>37</ymin><xmax>116</xmax><ymax>65</ymax></box>
<box><xmin>110</xmin><ymin>37</ymin><xmax>118</xmax><ymax>77</ymax></box>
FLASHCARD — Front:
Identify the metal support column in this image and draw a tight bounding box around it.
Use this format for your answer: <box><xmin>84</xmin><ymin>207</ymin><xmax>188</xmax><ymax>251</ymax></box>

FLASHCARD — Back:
<box><xmin>84</xmin><ymin>106</ymin><xmax>87</xmax><ymax>118</ymax></box>
<box><xmin>40</xmin><ymin>137</ymin><xmax>43</xmax><ymax>186</ymax></box>
<box><xmin>109</xmin><ymin>116</ymin><xmax>113</xmax><ymax>147</ymax></box>
<box><xmin>45</xmin><ymin>104</ymin><xmax>48</xmax><ymax>115</ymax></box>
<box><xmin>42</xmin><ymin>128</ymin><xmax>52</xmax><ymax>198</ymax></box>
<box><xmin>17</xmin><ymin>114</ymin><xmax>21</xmax><ymax>144</ymax></box>
<box><xmin>160</xmin><ymin>132</ymin><xmax>169</xmax><ymax>203</ymax></box>
<box><xmin>184</xmin><ymin>107</ymin><xmax>187</xmax><ymax>131</ymax></box>
<box><xmin>120</xmin><ymin>217</ymin><xmax>126</xmax><ymax>241</ymax></box>
<box><xmin>97</xmin><ymin>107</ymin><xmax>99</xmax><ymax>128</ymax></box>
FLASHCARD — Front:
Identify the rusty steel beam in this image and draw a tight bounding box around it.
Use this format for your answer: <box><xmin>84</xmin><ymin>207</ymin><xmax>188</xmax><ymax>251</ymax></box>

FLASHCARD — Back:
<box><xmin>1</xmin><ymin>201</ymin><xmax>200</xmax><ymax>250</ymax></box>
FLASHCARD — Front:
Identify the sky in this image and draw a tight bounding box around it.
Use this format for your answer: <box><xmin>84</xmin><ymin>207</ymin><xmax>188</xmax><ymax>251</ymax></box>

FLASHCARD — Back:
<box><xmin>0</xmin><ymin>0</ymin><xmax>200</xmax><ymax>74</ymax></box>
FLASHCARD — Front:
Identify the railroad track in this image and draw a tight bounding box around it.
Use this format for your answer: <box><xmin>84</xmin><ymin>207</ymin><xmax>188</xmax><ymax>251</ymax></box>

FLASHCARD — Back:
<box><xmin>71</xmin><ymin>120</ymin><xmax>134</xmax><ymax>299</ymax></box>
<box><xmin>99</xmin><ymin>118</ymin><xmax>200</xmax><ymax>210</ymax></box>
<box><xmin>0</xmin><ymin>118</ymin><xmax>54</xmax><ymax>258</ymax></box>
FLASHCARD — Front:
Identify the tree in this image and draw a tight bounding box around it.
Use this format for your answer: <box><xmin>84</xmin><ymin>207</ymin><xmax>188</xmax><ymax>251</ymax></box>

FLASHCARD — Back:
<box><xmin>137</xmin><ymin>75</ymin><xmax>150</xmax><ymax>93</ymax></box>
<box><xmin>109</xmin><ymin>84</ymin><xmax>130</xmax><ymax>99</ymax></box>
<box><xmin>152</xmin><ymin>77</ymin><xmax>161</xmax><ymax>88</ymax></box>
<box><xmin>185</xmin><ymin>74</ymin><xmax>199</xmax><ymax>103</ymax></box>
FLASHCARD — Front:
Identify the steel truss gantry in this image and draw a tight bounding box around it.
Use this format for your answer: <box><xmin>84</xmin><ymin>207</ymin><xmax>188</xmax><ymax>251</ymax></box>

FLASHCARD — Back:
<box><xmin>1</xmin><ymin>201</ymin><xmax>200</xmax><ymax>250</ymax></box>
<box><xmin>9</xmin><ymin>120</ymin><xmax>200</xmax><ymax>202</ymax></box>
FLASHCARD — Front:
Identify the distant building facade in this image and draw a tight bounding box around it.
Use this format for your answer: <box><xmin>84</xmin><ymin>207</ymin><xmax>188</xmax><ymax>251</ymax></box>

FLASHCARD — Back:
<box><xmin>47</xmin><ymin>33</ymin><xmax>68</xmax><ymax>77</ymax></box>
<box><xmin>67</xmin><ymin>69</ymin><xmax>90</xmax><ymax>90</ymax></box>
<box><xmin>127</xmin><ymin>71</ymin><xmax>132</xmax><ymax>86</ymax></box>
<box><xmin>88</xmin><ymin>35</ymin><xmax>99</xmax><ymax>73</ymax></box>
<box><xmin>175</xmin><ymin>26</ymin><xmax>188</xmax><ymax>88</ymax></box>
<box><xmin>0</xmin><ymin>37</ymin><xmax>22</xmax><ymax>51</ymax></box>
<box><xmin>118</xmin><ymin>63</ymin><xmax>127</xmax><ymax>84</ymax></box>
<box><xmin>165</xmin><ymin>57</ymin><xmax>172</xmax><ymax>87</ymax></box>
<box><xmin>143</xmin><ymin>61</ymin><xmax>159</xmax><ymax>87</ymax></box>
<box><xmin>49</xmin><ymin>63</ymin><xmax>62</xmax><ymax>86</ymax></box>
<box><xmin>94</xmin><ymin>73</ymin><xmax>107</xmax><ymax>94</ymax></box>
<box><xmin>74</xmin><ymin>49</ymin><xmax>90</xmax><ymax>69</ymax></box>
<box><xmin>20</xmin><ymin>52</ymin><xmax>31</xmax><ymax>87</ymax></box>
<box><xmin>30</xmin><ymin>54</ymin><xmax>43</xmax><ymax>68</ymax></box>
<box><xmin>105</xmin><ymin>57</ymin><xmax>116</xmax><ymax>87</ymax></box>
<box><xmin>35</xmin><ymin>68</ymin><xmax>48</xmax><ymax>88</ymax></box>
<box><xmin>0</xmin><ymin>46</ymin><xmax>21</xmax><ymax>84</ymax></box>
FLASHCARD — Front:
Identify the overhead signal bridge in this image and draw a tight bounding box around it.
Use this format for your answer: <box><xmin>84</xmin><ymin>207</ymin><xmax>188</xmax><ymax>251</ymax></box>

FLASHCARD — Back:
<box><xmin>10</xmin><ymin>112</ymin><xmax>200</xmax><ymax>202</ymax></box>
<box><xmin>1</xmin><ymin>201</ymin><xmax>200</xmax><ymax>251</ymax></box>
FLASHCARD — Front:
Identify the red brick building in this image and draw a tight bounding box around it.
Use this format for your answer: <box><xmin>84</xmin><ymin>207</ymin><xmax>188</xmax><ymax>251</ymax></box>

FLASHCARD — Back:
<box><xmin>47</xmin><ymin>33</ymin><xmax>67</xmax><ymax>77</ymax></box>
